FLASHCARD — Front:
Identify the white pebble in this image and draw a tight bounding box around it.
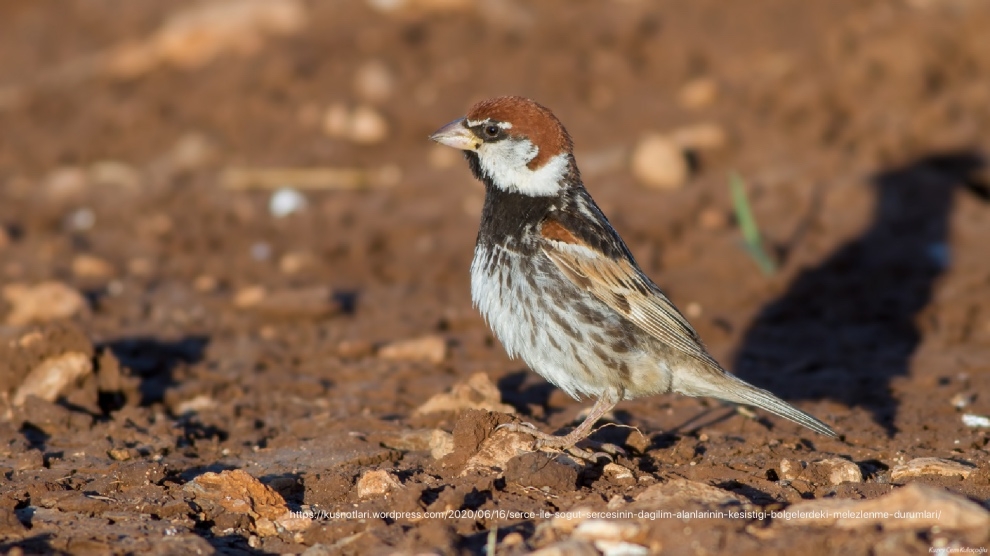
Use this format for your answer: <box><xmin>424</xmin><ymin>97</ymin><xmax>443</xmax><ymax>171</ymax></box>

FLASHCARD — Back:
<box><xmin>269</xmin><ymin>187</ymin><xmax>308</xmax><ymax>218</ymax></box>
<box><xmin>66</xmin><ymin>208</ymin><xmax>96</xmax><ymax>231</ymax></box>
<box><xmin>962</xmin><ymin>413</ymin><xmax>990</xmax><ymax>428</ymax></box>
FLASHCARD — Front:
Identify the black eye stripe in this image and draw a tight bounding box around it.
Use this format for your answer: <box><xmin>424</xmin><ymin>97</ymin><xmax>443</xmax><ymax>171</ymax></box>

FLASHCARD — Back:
<box><xmin>473</xmin><ymin>121</ymin><xmax>506</xmax><ymax>141</ymax></box>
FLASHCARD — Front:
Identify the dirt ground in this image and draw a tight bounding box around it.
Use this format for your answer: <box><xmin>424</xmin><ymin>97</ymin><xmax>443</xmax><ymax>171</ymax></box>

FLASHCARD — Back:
<box><xmin>1</xmin><ymin>0</ymin><xmax>989</xmax><ymax>554</ymax></box>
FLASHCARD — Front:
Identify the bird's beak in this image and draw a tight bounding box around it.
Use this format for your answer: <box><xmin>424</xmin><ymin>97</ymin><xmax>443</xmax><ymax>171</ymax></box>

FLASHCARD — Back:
<box><xmin>429</xmin><ymin>118</ymin><xmax>480</xmax><ymax>151</ymax></box>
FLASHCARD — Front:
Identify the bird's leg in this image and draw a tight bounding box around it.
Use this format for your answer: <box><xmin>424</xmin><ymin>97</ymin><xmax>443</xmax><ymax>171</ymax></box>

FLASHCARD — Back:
<box><xmin>498</xmin><ymin>389</ymin><xmax>622</xmax><ymax>457</ymax></box>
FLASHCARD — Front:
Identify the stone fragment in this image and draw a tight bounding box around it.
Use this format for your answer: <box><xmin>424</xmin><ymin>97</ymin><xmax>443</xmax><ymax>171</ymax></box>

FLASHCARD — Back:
<box><xmin>106</xmin><ymin>0</ymin><xmax>306</xmax><ymax>76</ymax></box>
<box><xmin>354</xmin><ymin>59</ymin><xmax>394</xmax><ymax>103</ymax></box>
<box><xmin>356</xmin><ymin>470</ymin><xmax>402</xmax><ymax>498</ymax></box>
<box><xmin>573</xmin><ymin>519</ymin><xmax>649</xmax><ymax>556</ymax></box>
<box><xmin>414</xmin><ymin>372</ymin><xmax>515</xmax><ymax>414</ymax></box>
<box><xmin>233</xmin><ymin>286</ymin><xmax>341</xmax><ymax>319</ymax></box>
<box><xmin>71</xmin><ymin>254</ymin><xmax>116</xmax><ymax>280</ymax></box>
<box><xmin>630</xmin><ymin>134</ymin><xmax>689</xmax><ymax>190</ymax></box>
<box><xmin>890</xmin><ymin>457</ymin><xmax>977</xmax><ymax>481</ymax></box>
<box><xmin>678</xmin><ymin>77</ymin><xmax>718</xmax><ymax>109</ymax></box>
<box><xmin>380</xmin><ymin>334</ymin><xmax>447</xmax><ymax>365</ymax></box>
<box><xmin>505</xmin><ymin>451</ymin><xmax>580</xmax><ymax>491</ymax></box>
<box><xmin>184</xmin><ymin>469</ymin><xmax>294</xmax><ymax>536</ymax></box>
<box><xmin>602</xmin><ymin>462</ymin><xmax>635</xmax><ymax>484</ymax></box>
<box><xmin>429</xmin><ymin>429</ymin><xmax>455</xmax><ymax>459</ymax></box>
<box><xmin>12</xmin><ymin>352</ymin><xmax>93</xmax><ymax>406</ymax></box>
<box><xmin>779</xmin><ymin>483</ymin><xmax>989</xmax><ymax>530</ymax></box>
<box><xmin>3</xmin><ymin>282</ymin><xmax>89</xmax><ymax>325</ymax></box>
<box><xmin>669</xmin><ymin>122</ymin><xmax>728</xmax><ymax>151</ymax></box>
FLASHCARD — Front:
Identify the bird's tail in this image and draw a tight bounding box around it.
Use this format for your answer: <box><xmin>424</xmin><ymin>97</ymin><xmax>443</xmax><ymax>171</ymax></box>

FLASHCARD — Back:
<box><xmin>676</xmin><ymin>369</ymin><xmax>837</xmax><ymax>437</ymax></box>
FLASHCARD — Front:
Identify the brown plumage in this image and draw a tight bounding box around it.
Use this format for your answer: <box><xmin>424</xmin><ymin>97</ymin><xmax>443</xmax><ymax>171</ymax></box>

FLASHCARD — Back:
<box><xmin>430</xmin><ymin>96</ymin><xmax>836</xmax><ymax>454</ymax></box>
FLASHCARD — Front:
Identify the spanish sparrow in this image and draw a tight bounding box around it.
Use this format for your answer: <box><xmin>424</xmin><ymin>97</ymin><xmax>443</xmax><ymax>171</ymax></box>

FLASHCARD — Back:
<box><xmin>430</xmin><ymin>96</ymin><xmax>835</xmax><ymax>451</ymax></box>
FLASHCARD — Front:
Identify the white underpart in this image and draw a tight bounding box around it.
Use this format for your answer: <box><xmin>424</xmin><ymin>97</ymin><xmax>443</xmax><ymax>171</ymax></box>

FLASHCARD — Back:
<box><xmin>470</xmin><ymin>243</ymin><xmax>664</xmax><ymax>400</ymax></box>
<box><xmin>475</xmin><ymin>138</ymin><xmax>569</xmax><ymax>196</ymax></box>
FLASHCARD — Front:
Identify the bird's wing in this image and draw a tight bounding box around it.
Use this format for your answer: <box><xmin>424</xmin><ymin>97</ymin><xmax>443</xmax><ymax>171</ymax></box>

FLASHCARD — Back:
<box><xmin>539</xmin><ymin>217</ymin><xmax>720</xmax><ymax>368</ymax></box>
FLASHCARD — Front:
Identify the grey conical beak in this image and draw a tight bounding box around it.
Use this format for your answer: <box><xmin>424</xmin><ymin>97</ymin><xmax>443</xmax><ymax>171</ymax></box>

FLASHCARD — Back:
<box><xmin>429</xmin><ymin>118</ymin><xmax>480</xmax><ymax>151</ymax></box>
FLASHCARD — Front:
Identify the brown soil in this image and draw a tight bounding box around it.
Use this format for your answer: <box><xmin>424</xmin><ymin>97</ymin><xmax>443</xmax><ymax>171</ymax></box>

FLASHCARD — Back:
<box><xmin>1</xmin><ymin>1</ymin><xmax>989</xmax><ymax>555</ymax></box>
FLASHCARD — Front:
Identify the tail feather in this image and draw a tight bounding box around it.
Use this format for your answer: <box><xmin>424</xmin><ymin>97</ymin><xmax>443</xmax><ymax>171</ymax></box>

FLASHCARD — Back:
<box><xmin>726</xmin><ymin>375</ymin><xmax>837</xmax><ymax>437</ymax></box>
<box><xmin>676</xmin><ymin>368</ymin><xmax>837</xmax><ymax>437</ymax></box>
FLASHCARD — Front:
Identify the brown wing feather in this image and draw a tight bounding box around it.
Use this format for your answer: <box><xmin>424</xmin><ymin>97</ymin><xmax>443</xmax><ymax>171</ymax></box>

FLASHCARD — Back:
<box><xmin>540</xmin><ymin>219</ymin><xmax>720</xmax><ymax>369</ymax></box>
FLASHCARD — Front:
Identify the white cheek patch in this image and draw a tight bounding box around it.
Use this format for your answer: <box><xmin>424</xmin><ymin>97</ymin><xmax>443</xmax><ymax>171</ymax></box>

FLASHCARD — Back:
<box><xmin>476</xmin><ymin>139</ymin><xmax>569</xmax><ymax>197</ymax></box>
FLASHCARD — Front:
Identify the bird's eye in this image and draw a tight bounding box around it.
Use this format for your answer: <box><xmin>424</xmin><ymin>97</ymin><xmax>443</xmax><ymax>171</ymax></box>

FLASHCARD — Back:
<box><xmin>484</xmin><ymin>124</ymin><xmax>500</xmax><ymax>137</ymax></box>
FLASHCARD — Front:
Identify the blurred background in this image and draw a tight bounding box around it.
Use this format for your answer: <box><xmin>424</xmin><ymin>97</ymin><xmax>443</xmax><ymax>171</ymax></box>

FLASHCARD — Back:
<box><xmin>1</xmin><ymin>0</ymin><xmax>989</xmax><ymax>553</ymax></box>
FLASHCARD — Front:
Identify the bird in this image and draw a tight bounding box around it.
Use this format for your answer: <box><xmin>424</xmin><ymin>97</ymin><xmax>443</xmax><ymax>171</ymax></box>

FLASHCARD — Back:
<box><xmin>429</xmin><ymin>96</ymin><xmax>836</xmax><ymax>453</ymax></box>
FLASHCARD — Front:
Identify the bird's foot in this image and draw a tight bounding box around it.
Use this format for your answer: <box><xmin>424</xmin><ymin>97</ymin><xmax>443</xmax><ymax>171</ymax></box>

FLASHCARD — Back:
<box><xmin>495</xmin><ymin>422</ymin><xmax>621</xmax><ymax>462</ymax></box>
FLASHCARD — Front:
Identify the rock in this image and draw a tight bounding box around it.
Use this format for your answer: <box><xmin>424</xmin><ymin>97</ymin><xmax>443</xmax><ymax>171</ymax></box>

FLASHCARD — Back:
<box><xmin>233</xmin><ymin>286</ymin><xmax>342</xmax><ymax>319</ymax></box>
<box><xmin>890</xmin><ymin>458</ymin><xmax>977</xmax><ymax>481</ymax></box>
<box><xmin>278</xmin><ymin>251</ymin><xmax>316</xmax><ymax>274</ymax></box>
<box><xmin>65</xmin><ymin>208</ymin><xmax>96</xmax><ymax>231</ymax></box>
<box><xmin>12</xmin><ymin>352</ymin><xmax>93</xmax><ymax>406</ymax></box>
<box><xmin>462</xmin><ymin>428</ymin><xmax>538</xmax><ymax>474</ymax></box>
<box><xmin>43</xmin><ymin>167</ymin><xmax>89</xmax><ymax>200</ymax></box>
<box><xmin>184</xmin><ymin>469</ymin><xmax>291</xmax><ymax>536</ymax></box>
<box><xmin>336</xmin><ymin>339</ymin><xmax>374</xmax><ymax>358</ymax></box>
<box><xmin>71</xmin><ymin>254</ymin><xmax>116</xmax><ymax>280</ymax></box>
<box><xmin>168</xmin><ymin>132</ymin><xmax>217</xmax><ymax>171</ymax></box>
<box><xmin>505</xmin><ymin>452</ymin><xmax>581</xmax><ymax>491</ymax></box>
<box><xmin>780</xmin><ymin>458</ymin><xmax>862</xmax><ymax>485</ymax></box>
<box><xmin>88</xmin><ymin>160</ymin><xmax>141</xmax><ymax>189</ymax></box>
<box><xmin>356</xmin><ymin>470</ymin><xmax>402</xmax><ymax>498</ymax></box>
<box><xmin>697</xmin><ymin>207</ymin><xmax>729</xmax><ymax>231</ymax></box>
<box><xmin>779</xmin><ymin>458</ymin><xmax>805</xmax><ymax>481</ymax></box>
<box><xmin>322</xmin><ymin>103</ymin><xmax>351</xmax><ymax>137</ymax></box>
<box><xmin>269</xmin><ymin>187</ymin><xmax>308</xmax><ymax>218</ymax></box>
<box><xmin>678</xmin><ymin>77</ymin><xmax>718</xmax><ymax>109</ymax></box>
<box><xmin>669</xmin><ymin>122</ymin><xmax>728</xmax><ymax>151</ymax></box>
<box><xmin>193</xmin><ymin>275</ymin><xmax>219</xmax><ymax>292</ymax></box>
<box><xmin>550</xmin><ymin>507</ymin><xmax>598</xmax><ymax>534</ymax></box>
<box><xmin>529</xmin><ymin>540</ymin><xmax>601</xmax><ymax>556</ymax></box>
<box><xmin>106</xmin><ymin>0</ymin><xmax>307</xmax><ymax>77</ymax></box>
<box><xmin>602</xmin><ymin>462</ymin><xmax>635</xmax><ymax>484</ymax></box>
<box><xmin>630</xmin><ymin>134</ymin><xmax>689</xmax><ymax>190</ymax></box>
<box><xmin>572</xmin><ymin>520</ymin><xmax>649</xmax><ymax>556</ymax></box>
<box><xmin>430</xmin><ymin>429</ymin><xmax>455</xmax><ymax>459</ymax></box>
<box><xmin>633</xmin><ymin>477</ymin><xmax>747</xmax><ymax>510</ymax></box>
<box><xmin>349</xmin><ymin>105</ymin><xmax>389</xmax><ymax>145</ymax></box>
<box><xmin>414</xmin><ymin>372</ymin><xmax>515</xmax><ymax>414</ymax></box>
<box><xmin>779</xmin><ymin>483</ymin><xmax>990</xmax><ymax>530</ymax></box>
<box><xmin>814</xmin><ymin>458</ymin><xmax>863</xmax><ymax>485</ymax></box>
<box><xmin>3</xmin><ymin>281</ymin><xmax>89</xmax><ymax>325</ymax></box>
<box><xmin>354</xmin><ymin>59</ymin><xmax>394</xmax><ymax>103</ymax></box>
<box><xmin>379</xmin><ymin>334</ymin><xmax>448</xmax><ymax>365</ymax></box>
<box><xmin>962</xmin><ymin>413</ymin><xmax>990</xmax><ymax>428</ymax></box>
<box><xmin>323</xmin><ymin>103</ymin><xmax>389</xmax><ymax>145</ymax></box>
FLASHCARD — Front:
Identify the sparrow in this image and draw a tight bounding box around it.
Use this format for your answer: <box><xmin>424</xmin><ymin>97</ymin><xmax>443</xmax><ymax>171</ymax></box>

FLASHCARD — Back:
<box><xmin>430</xmin><ymin>96</ymin><xmax>836</xmax><ymax>452</ymax></box>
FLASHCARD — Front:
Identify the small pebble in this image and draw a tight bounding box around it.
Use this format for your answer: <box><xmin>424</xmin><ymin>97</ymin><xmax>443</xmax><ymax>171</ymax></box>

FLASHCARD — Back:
<box><xmin>250</xmin><ymin>242</ymin><xmax>272</xmax><ymax>261</ymax></box>
<box><xmin>269</xmin><ymin>187</ymin><xmax>308</xmax><ymax>218</ymax></box>
<box><xmin>630</xmin><ymin>134</ymin><xmax>689</xmax><ymax>190</ymax></box>
<box><xmin>66</xmin><ymin>208</ymin><xmax>96</xmax><ymax>231</ymax></box>
<box><xmin>349</xmin><ymin>105</ymin><xmax>389</xmax><ymax>145</ymax></box>
<box><xmin>678</xmin><ymin>77</ymin><xmax>718</xmax><ymax>109</ymax></box>
<box><xmin>354</xmin><ymin>59</ymin><xmax>394</xmax><ymax>103</ymax></box>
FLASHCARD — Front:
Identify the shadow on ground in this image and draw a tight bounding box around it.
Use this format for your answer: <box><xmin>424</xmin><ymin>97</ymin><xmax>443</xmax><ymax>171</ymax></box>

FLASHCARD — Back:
<box><xmin>734</xmin><ymin>151</ymin><xmax>988</xmax><ymax>434</ymax></box>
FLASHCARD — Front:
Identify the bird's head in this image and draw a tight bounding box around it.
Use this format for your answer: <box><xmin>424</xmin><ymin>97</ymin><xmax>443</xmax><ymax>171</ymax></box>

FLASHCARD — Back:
<box><xmin>430</xmin><ymin>96</ymin><xmax>575</xmax><ymax>196</ymax></box>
